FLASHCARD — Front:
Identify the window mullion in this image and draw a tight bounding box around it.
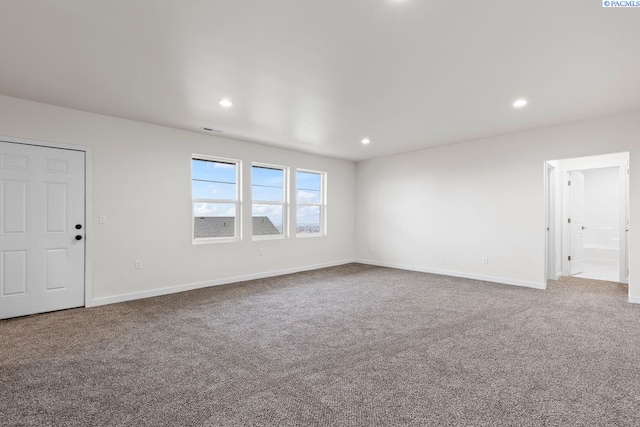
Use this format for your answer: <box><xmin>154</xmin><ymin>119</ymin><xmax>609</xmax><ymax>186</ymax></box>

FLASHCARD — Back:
<box><xmin>252</xmin><ymin>200</ymin><xmax>285</xmax><ymax>205</ymax></box>
<box><xmin>193</xmin><ymin>198</ymin><xmax>238</xmax><ymax>204</ymax></box>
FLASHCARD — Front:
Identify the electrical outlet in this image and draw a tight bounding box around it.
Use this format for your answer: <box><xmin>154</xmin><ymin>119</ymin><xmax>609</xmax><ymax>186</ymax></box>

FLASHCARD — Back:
<box><xmin>483</xmin><ymin>257</ymin><xmax>489</xmax><ymax>265</ymax></box>
<box><xmin>135</xmin><ymin>260</ymin><xmax>142</xmax><ymax>269</ymax></box>
<box><xmin>99</xmin><ymin>215</ymin><xmax>107</xmax><ymax>224</ymax></box>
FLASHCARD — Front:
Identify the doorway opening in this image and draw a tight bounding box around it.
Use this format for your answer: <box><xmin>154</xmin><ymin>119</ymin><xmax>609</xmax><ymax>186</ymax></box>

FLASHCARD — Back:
<box><xmin>545</xmin><ymin>153</ymin><xmax>629</xmax><ymax>288</ymax></box>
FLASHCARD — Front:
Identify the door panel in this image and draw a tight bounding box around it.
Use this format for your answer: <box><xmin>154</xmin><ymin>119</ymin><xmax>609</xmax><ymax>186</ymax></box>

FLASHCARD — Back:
<box><xmin>0</xmin><ymin>141</ymin><xmax>85</xmax><ymax>319</ymax></box>
<box><xmin>2</xmin><ymin>179</ymin><xmax>28</xmax><ymax>233</ymax></box>
<box><xmin>46</xmin><ymin>182</ymin><xmax>67</xmax><ymax>232</ymax></box>
<box><xmin>1</xmin><ymin>250</ymin><xmax>27</xmax><ymax>296</ymax></box>
<box><xmin>44</xmin><ymin>248</ymin><xmax>68</xmax><ymax>291</ymax></box>
<box><xmin>1</xmin><ymin>153</ymin><xmax>28</xmax><ymax>170</ymax></box>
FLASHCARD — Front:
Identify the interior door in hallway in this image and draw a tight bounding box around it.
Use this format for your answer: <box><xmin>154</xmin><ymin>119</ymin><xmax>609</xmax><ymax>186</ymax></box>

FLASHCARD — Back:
<box><xmin>568</xmin><ymin>171</ymin><xmax>585</xmax><ymax>276</ymax></box>
<box><xmin>0</xmin><ymin>141</ymin><xmax>85</xmax><ymax>319</ymax></box>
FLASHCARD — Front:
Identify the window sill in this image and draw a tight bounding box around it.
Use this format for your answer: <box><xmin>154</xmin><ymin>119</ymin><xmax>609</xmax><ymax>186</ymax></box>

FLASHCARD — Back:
<box><xmin>252</xmin><ymin>234</ymin><xmax>286</xmax><ymax>241</ymax></box>
<box><xmin>296</xmin><ymin>233</ymin><xmax>325</xmax><ymax>239</ymax></box>
<box><xmin>193</xmin><ymin>237</ymin><xmax>241</xmax><ymax>245</ymax></box>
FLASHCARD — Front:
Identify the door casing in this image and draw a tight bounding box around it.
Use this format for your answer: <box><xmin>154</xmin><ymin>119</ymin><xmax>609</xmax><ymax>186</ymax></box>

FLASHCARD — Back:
<box><xmin>545</xmin><ymin>154</ymin><xmax>629</xmax><ymax>286</ymax></box>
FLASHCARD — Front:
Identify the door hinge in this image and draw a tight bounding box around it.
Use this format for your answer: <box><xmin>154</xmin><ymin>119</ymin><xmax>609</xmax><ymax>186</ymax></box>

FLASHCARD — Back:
<box><xmin>568</xmin><ymin>180</ymin><xmax>571</xmax><ymax>186</ymax></box>
<box><xmin>568</xmin><ymin>256</ymin><xmax>572</xmax><ymax>261</ymax></box>
<box><xmin>568</xmin><ymin>218</ymin><xmax>571</xmax><ymax>224</ymax></box>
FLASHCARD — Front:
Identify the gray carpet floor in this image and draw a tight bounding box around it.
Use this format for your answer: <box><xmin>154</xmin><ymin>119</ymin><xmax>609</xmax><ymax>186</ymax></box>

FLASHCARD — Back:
<box><xmin>2</xmin><ymin>263</ymin><xmax>640</xmax><ymax>426</ymax></box>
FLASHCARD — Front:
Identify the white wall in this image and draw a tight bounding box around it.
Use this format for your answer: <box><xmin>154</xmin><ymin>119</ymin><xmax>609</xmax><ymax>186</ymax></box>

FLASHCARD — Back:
<box><xmin>3</xmin><ymin>93</ymin><xmax>640</xmax><ymax>305</ymax></box>
<box><xmin>0</xmin><ymin>95</ymin><xmax>356</xmax><ymax>305</ymax></box>
<box><xmin>356</xmin><ymin>110</ymin><xmax>640</xmax><ymax>300</ymax></box>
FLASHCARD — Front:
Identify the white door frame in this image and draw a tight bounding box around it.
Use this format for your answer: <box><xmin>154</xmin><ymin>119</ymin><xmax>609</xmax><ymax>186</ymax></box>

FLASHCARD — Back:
<box><xmin>545</xmin><ymin>163</ymin><xmax>557</xmax><ymax>281</ymax></box>
<box><xmin>0</xmin><ymin>135</ymin><xmax>93</xmax><ymax>306</ymax></box>
<box><xmin>546</xmin><ymin>154</ymin><xmax>629</xmax><ymax>286</ymax></box>
<box><xmin>621</xmin><ymin>163</ymin><xmax>629</xmax><ymax>283</ymax></box>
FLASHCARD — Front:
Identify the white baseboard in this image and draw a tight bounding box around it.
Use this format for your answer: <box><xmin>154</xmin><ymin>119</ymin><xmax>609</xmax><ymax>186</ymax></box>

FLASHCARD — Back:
<box><xmin>358</xmin><ymin>259</ymin><xmax>547</xmax><ymax>290</ymax></box>
<box><xmin>629</xmin><ymin>295</ymin><xmax>640</xmax><ymax>304</ymax></box>
<box><xmin>88</xmin><ymin>259</ymin><xmax>355</xmax><ymax>307</ymax></box>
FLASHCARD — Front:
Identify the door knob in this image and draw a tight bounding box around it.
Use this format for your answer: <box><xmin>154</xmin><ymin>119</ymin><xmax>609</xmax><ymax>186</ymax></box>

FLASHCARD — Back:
<box><xmin>581</xmin><ymin>226</ymin><xmax>587</xmax><ymax>230</ymax></box>
<box><xmin>75</xmin><ymin>235</ymin><xmax>83</xmax><ymax>241</ymax></box>
<box><xmin>75</xmin><ymin>224</ymin><xmax>82</xmax><ymax>230</ymax></box>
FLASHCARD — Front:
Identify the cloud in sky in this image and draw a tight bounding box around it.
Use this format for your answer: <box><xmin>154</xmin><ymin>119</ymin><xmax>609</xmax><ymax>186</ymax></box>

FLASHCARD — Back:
<box><xmin>212</xmin><ymin>162</ymin><xmax>235</xmax><ymax>169</ymax></box>
<box><xmin>296</xmin><ymin>205</ymin><xmax>320</xmax><ymax>224</ymax></box>
<box><xmin>194</xmin><ymin>203</ymin><xmax>236</xmax><ymax>217</ymax></box>
<box><xmin>297</xmin><ymin>190</ymin><xmax>320</xmax><ymax>204</ymax></box>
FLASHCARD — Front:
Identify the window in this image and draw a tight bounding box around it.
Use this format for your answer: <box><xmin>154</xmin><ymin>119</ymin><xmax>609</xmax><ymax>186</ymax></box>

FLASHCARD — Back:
<box><xmin>296</xmin><ymin>169</ymin><xmax>326</xmax><ymax>236</ymax></box>
<box><xmin>192</xmin><ymin>156</ymin><xmax>241</xmax><ymax>242</ymax></box>
<box><xmin>252</xmin><ymin>164</ymin><xmax>288</xmax><ymax>239</ymax></box>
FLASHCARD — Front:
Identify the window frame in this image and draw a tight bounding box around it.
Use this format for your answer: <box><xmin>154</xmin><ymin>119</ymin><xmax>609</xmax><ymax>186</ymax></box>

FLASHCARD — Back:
<box><xmin>251</xmin><ymin>162</ymin><xmax>289</xmax><ymax>241</ymax></box>
<box><xmin>295</xmin><ymin>168</ymin><xmax>327</xmax><ymax>238</ymax></box>
<box><xmin>191</xmin><ymin>154</ymin><xmax>242</xmax><ymax>244</ymax></box>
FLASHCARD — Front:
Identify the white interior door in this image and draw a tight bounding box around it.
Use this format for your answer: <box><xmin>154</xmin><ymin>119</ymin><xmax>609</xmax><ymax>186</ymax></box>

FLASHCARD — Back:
<box><xmin>568</xmin><ymin>171</ymin><xmax>585</xmax><ymax>276</ymax></box>
<box><xmin>0</xmin><ymin>141</ymin><xmax>85</xmax><ymax>319</ymax></box>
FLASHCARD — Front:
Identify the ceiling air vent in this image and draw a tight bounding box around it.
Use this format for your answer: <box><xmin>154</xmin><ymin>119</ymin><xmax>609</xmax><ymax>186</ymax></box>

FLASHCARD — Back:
<box><xmin>201</xmin><ymin>127</ymin><xmax>223</xmax><ymax>133</ymax></box>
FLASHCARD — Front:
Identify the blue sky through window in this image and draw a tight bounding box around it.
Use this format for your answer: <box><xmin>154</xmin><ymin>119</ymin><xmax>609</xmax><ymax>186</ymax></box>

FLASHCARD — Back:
<box><xmin>252</xmin><ymin>166</ymin><xmax>284</xmax><ymax>202</ymax></box>
<box><xmin>296</xmin><ymin>171</ymin><xmax>322</xmax><ymax>230</ymax></box>
<box><xmin>192</xmin><ymin>159</ymin><xmax>237</xmax><ymax>200</ymax></box>
<box><xmin>252</xmin><ymin>166</ymin><xmax>284</xmax><ymax>233</ymax></box>
<box><xmin>192</xmin><ymin>159</ymin><xmax>237</xmax><ymax>218</ymax></box>
<box><xmin>296</xmin><ymin>171</ymin><xmax>321</xmax><ymax>206</ymax></box>
<box><xmin>191</xmin><ymin>161</ymin><xmax>323</xmax><ymax>232</ymax></box>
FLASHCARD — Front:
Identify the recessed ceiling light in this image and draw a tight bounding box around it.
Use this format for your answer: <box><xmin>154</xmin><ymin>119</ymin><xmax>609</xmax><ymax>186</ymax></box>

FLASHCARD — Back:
<box><xmin>513</xmin><ymin>99</ymin><xmax>528</xmax><ymax>108</ymax></box>
<box><xmin>361</xmin><ymin>138</ymin><xmax>371</xmax><ymax>145</ymax></box>
<box><xmin>218</xmin><ymin>99</ymin><xmax>234</xmax><ymax>108</ymax></box>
